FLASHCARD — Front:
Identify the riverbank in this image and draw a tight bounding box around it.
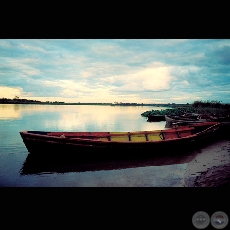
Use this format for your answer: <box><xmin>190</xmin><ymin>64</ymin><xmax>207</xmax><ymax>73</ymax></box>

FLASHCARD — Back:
<box><xmin>183</xmin><ymin>139</ymin><xmax>230</xmax><ymax>187</ymax></box>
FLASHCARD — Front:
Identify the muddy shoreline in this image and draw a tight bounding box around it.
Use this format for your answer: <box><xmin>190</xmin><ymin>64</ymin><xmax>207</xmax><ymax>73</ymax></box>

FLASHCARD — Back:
<box><xmin>183</xmin><ymin>138</ymin><xmax>230</xmax><ymax>187</ymax></box>
<box><xmin>193</xmin><ymin>164</ymin><xmax>230</xmax><ymax>187</ymax></box>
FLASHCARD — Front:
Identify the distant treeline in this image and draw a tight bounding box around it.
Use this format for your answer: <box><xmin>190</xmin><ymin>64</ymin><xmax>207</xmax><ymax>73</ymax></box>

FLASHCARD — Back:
<box><xmin>0</xmin><ymin>98</ymin><xmax>111</xmax><ymax>105</ymax></box>
<box><xmin>0</xmin><ymin>98</ymin><xmax>43</xmax><ymax>104</ymax></box>
<box><xmin>0</xmin><ymin>97</ymin><xmax>189</xmax><ymax>106</ymax></box>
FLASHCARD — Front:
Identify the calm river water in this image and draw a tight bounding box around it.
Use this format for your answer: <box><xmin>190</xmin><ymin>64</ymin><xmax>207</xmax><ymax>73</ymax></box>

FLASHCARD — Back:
<box><xmin>0</xmin><ymin>104</ymin><xmax>195</xmax><ymax>187</ymax></box>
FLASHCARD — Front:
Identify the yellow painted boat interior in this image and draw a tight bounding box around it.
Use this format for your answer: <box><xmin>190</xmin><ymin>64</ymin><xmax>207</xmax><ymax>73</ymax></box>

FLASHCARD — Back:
<box><xmin>97</xmin><ymin>130</ymin><xmax>192</xmax><ymax>142</ymax></box>
<box><xmin>46</xmin><ymin>127</ymin><xmax>199</xmax><ymax>142</ymax></box>
<box><xmin>110</xmin><ymin>135</ymin><xmax>130</xmax><ymax>142</ymax></box>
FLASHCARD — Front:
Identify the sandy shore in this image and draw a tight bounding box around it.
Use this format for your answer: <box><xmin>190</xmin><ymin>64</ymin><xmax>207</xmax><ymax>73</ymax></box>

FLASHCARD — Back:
<box><xmin>183</xmin><ymin>138</ymin><xmax>230</xmax><ymax>187</ymax></box>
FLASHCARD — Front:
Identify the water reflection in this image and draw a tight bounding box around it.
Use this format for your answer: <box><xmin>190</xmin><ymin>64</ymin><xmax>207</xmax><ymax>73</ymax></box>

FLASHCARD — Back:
<box><xmin>0</xmin><ymin>104</ymin><xmax>169</xmax><ymax>131</ymax></box>
<box><xmin>0</xmin><ymin>104</ymin><xmax>62</xmax><ymax>120</ymax></box>
<box><xmin>20</xmin><ymin>150</ymin><xmax>197</xmax><ymax>175</ymax></box>
<box><xmin>0</xmin><ymin>104</ymin><xmax>22</xmax><ymax>120</ymax></box>
<box><xmin>0</xmin><ymin>104</ymin><xmax>200</xmax><ymax>186</ymax></box>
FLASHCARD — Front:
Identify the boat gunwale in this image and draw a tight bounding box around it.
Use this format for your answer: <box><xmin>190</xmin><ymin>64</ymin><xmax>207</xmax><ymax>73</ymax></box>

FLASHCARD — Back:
<box><xmin>45</xmin><ymin>127</ymin><xmax>195</xmax><ymax>137</ymax></box>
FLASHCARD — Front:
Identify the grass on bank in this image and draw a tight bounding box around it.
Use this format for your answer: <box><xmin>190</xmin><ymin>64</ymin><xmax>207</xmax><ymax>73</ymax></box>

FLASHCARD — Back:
<box><xmin>141</xmin><ymin>100</ymin><xmax>230</xmax><ymax>117</ymax></box>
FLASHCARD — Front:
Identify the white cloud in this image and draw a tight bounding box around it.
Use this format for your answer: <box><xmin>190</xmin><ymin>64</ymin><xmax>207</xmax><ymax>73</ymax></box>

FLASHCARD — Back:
<box><xmin>0</xmin><ymin>86</ymin><xmax>32</xmax><ymax>98</ymax></box>
<box><xmin>20</xmin><ymin>43</ymin><xmax>46</xmax><ymax>52</ymax></box>
<box><xmin>170</xmin><ymin>97</ymin><xmax>188</xmax><ymax>101</ymax></box>
<box><xmin>61</xmin><ymin>89</ymin><xmax>80</xmax><ymax>97</ymax></box>
<box><xmin>0</xmin><ymin>57</ymin><xmax>42</xmax><ymax>78</ymax></box>
<box><xmin>81</xmin><ymin>71</ymin><xmax>93</xmax><ymax>78</ymax></box>
<box><xmin>105</xmin><ymin>63</ymin><xmax>173</xmax><ymax>92</ymax></box>
<box><xmin>0</xmin><ymin>40</ymin><xmax>12</xmax><ymax>48</ymax></box>
<box><xmin>23</xmin><ymin>69</ymin><xmax>42</xmax><ymax>76</ymax></box>
<box><xmin>181</xmin><ymin>80</ymin><xmax>189</xmax><ymax>85</ymax></box>
<box><xmin>91</xmin><ymin>43</ymin><xmax>128</xmax><ymax>56</ymax></box>
<box><xmin>157</xmin><ymin>39</ymin><xmax>189</xmax><ymax>46</ymax></box>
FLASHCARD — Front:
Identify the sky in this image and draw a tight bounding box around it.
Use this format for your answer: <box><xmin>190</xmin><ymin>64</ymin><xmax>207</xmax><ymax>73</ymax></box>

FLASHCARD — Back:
<box><xmin>0</xmin><ymin>39</ymin><xmax>230</xmax><ymax>104</ymax></box>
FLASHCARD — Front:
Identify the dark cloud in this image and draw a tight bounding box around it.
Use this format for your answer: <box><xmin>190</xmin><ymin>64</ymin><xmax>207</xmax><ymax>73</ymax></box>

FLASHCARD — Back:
<box><xmin>212</xmin><ymin>45</ymin><xmax>230</xmax><ymax>65</ymax></box>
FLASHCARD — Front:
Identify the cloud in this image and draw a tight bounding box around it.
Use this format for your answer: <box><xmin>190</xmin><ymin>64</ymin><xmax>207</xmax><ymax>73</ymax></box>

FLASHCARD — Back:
<box><xmin>212</xmin><ymin>45</ymin><xmax>230</xmax><ymax>65</ymax></box>
<box><xmin>91</xmin><ymin>43</ymin><xmax>123</xmax><ymax>56</ymax></box>
<box><xmin>19</xmin><ymin>43</ymin><xmax>46</xmax><ymax>52</ymax></box>
<box><xmin>181</xmin><ymin>80</ymin><xmax>189</xmax><ymax>85</ymax></box>
<box><xmin>0</xmin><ymin>86</ymin><xmax>32</xmax><ymax>99</ymax></box>
<box><xmin>0</xmin><ymin>40</ymin><xmax>12</xmax><ymax>48</ymax></box>
<box><xmin>1</xmin><ymin>39</ymin><xmax>230</xmax><ymax>103</ymax></box>
<box><xmin>0</xmin><ymin>57</ymin><xmax>43</xmax><ymax>79</ymax></box>
<box><xmin>103</xmin><ymin>63</ymin><xmax>173</xmax><ymax>93</ymax></box>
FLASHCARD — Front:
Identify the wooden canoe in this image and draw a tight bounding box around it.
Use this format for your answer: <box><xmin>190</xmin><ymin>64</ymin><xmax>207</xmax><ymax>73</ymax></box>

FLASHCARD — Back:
<box><xmin>165</xmin><ymin>115</ymin><xmax>206</xmax><ymax>128</ymax></box>
<box><xmin>20</xmin><ymin>122</ymin><xmax>223</xmax><ymax>159</ymax></box>
<box><xmin>165</xmin><ymin>114</ymin><xmax>230</xmax><ymax>128</ymax></box>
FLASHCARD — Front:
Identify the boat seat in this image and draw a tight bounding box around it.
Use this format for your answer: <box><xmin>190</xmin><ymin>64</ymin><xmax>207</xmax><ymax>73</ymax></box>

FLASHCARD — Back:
<box><xmin>130</xmin><ymin>134</ymin><xmax>146</xmax><ymax>142</ymax></box>
<box><xmin>110</xmin><ymin>135</ymin><xmax>130</xmax><ymax>142</ymax></box>
<box><xmin>147</xmin><ymin>133</ymin><xmax>162</xmax><ymax>141</ymax></box>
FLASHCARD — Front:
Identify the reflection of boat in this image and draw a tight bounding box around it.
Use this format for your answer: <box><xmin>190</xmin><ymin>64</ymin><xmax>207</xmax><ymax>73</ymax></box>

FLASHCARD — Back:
<box><xmin>20</xmin><ymin>149</ymin><xmax>197</xmax><ymax>175</ymax></box>
<box><xmin>20</xmin><ymin>122</ymin><xmax>222</xmax><ymax>160</ymax></box>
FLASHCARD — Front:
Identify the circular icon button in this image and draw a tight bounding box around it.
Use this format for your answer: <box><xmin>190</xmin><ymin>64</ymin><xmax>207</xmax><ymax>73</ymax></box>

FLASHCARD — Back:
<box><xmin>211</xmin><ymin>211</ymin><xmax>228</xmax><ymax>229</ymax></box>
<box><xmin>192</xmin><ymin>211</ymin><xmax>210</xmax><ymax>229</ymax></box>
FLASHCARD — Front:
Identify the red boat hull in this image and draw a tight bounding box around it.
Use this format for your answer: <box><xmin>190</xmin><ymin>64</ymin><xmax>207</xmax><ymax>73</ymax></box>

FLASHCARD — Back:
<box><xmin>20</xmin><ymin>122</ymin><xmax>223</xmax><ymax>160</ymax></box>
